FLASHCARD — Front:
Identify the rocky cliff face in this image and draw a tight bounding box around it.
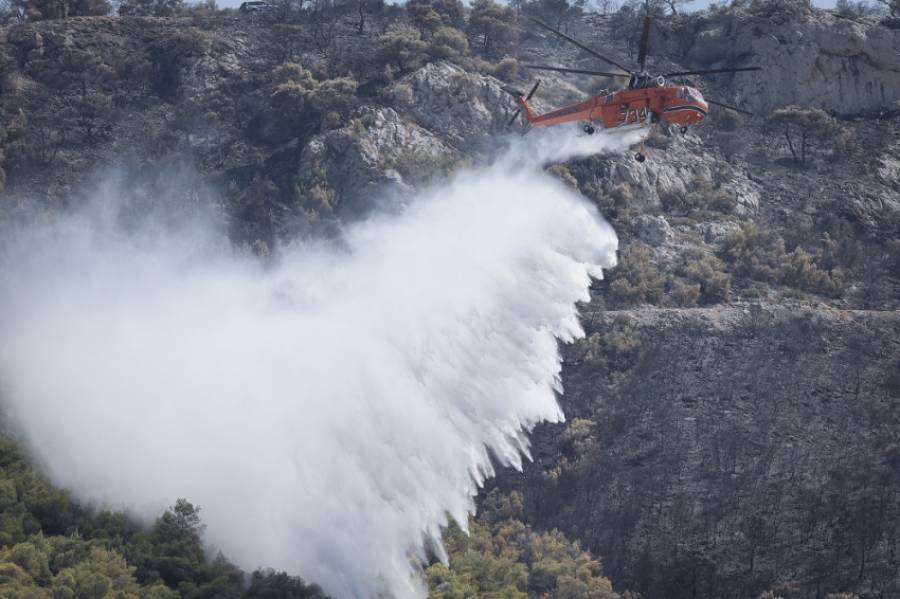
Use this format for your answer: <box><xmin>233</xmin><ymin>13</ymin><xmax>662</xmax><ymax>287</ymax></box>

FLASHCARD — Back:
<box><xmin>660</xmin><ymin>10</ymin><xmax>900</xmax><ymax>115</ymax></box>
<box><xmin>493</xmin><ymin>305</ymin><xmax>900</xmax><ymax>599</ymax></box>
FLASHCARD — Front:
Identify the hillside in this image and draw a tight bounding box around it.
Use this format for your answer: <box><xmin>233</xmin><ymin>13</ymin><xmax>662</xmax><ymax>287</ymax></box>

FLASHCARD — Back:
<box><xmin>1</xmin><ymin>1</ymin><xmax>899</xmax><ymax>598</ymax></box>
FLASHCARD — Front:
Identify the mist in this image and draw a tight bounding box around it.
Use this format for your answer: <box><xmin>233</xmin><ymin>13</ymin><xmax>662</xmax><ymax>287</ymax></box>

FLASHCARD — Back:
<box><xmin>0</xmin><ymin>127</ymin><xmax>635</xmax><ymax>598</ymax></box>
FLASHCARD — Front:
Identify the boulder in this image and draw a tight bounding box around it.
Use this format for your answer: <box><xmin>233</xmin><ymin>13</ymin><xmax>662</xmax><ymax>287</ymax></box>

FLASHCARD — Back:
<box><xmin>633</xmin><ymin>214</ymin><xmax>674</xmax><ymax>246</ymax></box>
<box><xmin>296</xmin><ymin>107</ymin><xmax>456</xmax><ymax>216</ymax></box>
<box><xmin>383</xmin><ymin>61</ymin><xmax>511</xmax><ymax>148</ymax></box>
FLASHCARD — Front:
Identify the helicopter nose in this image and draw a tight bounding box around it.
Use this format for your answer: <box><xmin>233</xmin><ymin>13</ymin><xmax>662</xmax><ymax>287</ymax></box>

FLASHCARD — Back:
<box><xmin>694</xmin><ymin>91</ymin><xmax>709</xmax><ymax>117</ymax></box>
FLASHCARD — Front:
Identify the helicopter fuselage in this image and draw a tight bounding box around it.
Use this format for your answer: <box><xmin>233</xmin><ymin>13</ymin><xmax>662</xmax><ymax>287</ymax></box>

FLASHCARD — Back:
<box><xmin>518</xmin><ymin>83</ymin><xmax>709</xmax><ymax>131</ymax></box>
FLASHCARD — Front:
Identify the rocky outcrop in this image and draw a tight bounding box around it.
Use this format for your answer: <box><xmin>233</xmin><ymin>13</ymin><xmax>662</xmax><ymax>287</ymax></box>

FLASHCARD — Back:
<box><xmin>382</xmin><ymin>61</ymin><xmax>512</xmax><ymax>149</ymax></box>
<box><xmin>296</xmin><ymin>107</ymin><xmax>455</xmax><ymax>216</ymax></box>
<box><xmin>497</xmin><ymin>305</ymin><xmax>900</xmax><ymax>599</ymax></box>
<box><xmin>661</xmin><ymin>11</ymin><xmax>900</xmax><ymax>115</ymax></box>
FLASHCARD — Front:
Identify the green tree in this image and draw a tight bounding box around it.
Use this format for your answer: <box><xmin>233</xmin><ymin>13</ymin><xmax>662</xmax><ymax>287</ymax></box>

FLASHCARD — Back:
<box><xmin>427</xmin><ymin>491</ymin><xmax>622</xmax><ymax>599</ymax></box>
<box><xmin>527</xmin><ymin>0</ymin><xmax>575</xmax><ymax>29</ymax></box>
<box><xmin>52</xmin><ymin>547</ymin><xmax>142</xmax><ymax>599</ymax></box>
<box><xmin>244</xmin><ymin>569</ymin><xmax>329</xmax><ymax>598</ymax></box>
<box><xmin>377</xmin><ymin>28</ymin><xmax>428</xmax><ymax>75</ymax></box>
<box><xmin>466</xmin><ymin>0</ymin><xmax>517</xmax><ymax>57</ymax></box>
<box><xmin>765</xmin><ymin>106</ymin><xmax>845</xmax><ymax>166</ymax></box>
<box><xmin>406</xmin><ymin>0</ymin><xmax>463</xmax><ymax>36</ymax></box>
<box><xmin>269</xmin><ymin>63</ymin><xmax>358</xmax><ymax>134</ymax></box>
<box><xmin>428</xmin><ymin>26</ymin><xmax>469</xmax><ymax>61</ymax></box>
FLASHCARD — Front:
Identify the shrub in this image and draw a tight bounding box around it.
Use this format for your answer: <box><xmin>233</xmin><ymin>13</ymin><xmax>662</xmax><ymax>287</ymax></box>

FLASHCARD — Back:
<box><xmin>466</xmin><ymin>0</ymin><xmax>517</xmax><ymax>57</ymax></box>
<box><xmin>269</xmin><ymin>65</ymin><xmax>358</xmax><ymax>134</ymax></box>
<box><xmin>671</xmin><ymin>281</ymin><xmax>701</xmax><ymax>306</ymax></box>
<box><xmin>72</xmin><ymin>93</ymin><xmax>112</xmax><ymax>140</ymax></box>
<box><xmin>723</xmin><ymin>224</ymin><xmax>845</xmax><ymax>297</ymax></box>
<box><xmin>677</xmin><ymin>250</ymin><xmax>731</xmax><ymax>304</ymax></box>
<box><xmin>600</xmin><ymin>316</ymin><xmax>642</xmax><ymax>371</ymax></box>
<box><xmin>406</xmin><ymin>0</ymin><xmax>464</xmax><ymax>36</ymax></box>
<box><xmin>661</xmin><ymin>173</ymin><xmax>735</xmax><ymax>215</ymax></box>
<box><xmin>606</xmin><ymin>242</ymin><xmax>666</xmax><ymax>307</ymax></box>
<box><xmin>723</xmin><ymin>224</ymin><xmax>790</xmax><ymax>283</ymax></box>
<box><xmin>377</xmin><ymin>28</ymin><xmax>428</xmax><ymax>76</ymax></box>
<box><xmin>428</xmin><ymin>26</ymin><xmax>469</xmax><ymax>61</ymax></box>
<box><xmin>485</xmin><ymin>56</ymin><xmax>519</xmax><ymax>79</ymax></box>
<box><xmin>427</xmin><ymin>491</ymin><xmax>617</xmax><ymax>599</ymax></box>
<box><xmin>608</xmin><ymin>182</ymin><xmax>633</xmax><ymax>213</ymax></box>
<box><xmin>786</xmin><ymin>248</ymin><xmax>845</xmax><ymax>297</ymax></box>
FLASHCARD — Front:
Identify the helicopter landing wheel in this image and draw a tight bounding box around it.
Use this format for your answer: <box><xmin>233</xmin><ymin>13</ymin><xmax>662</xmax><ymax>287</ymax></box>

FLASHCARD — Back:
<box><xmin>680</xmin><ymin>126</ymin><xmax>688</xmax><ymax>134</ymax></box>
<box><xmin>583</xmin><ymin>124</ymin><xmax>596</xmax><ymax>135</ymax></box>
<box><xmin>634</xmin><ymin>152</ymin><xmax>646</xmax><ymax>163</ymax></box>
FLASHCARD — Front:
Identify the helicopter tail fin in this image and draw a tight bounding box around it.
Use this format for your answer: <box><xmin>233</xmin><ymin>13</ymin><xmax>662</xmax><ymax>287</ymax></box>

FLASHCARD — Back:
<box><xmin>502</xmin><ymin>80</ymin><xmax>540</xmax><ymax>127</ymax></box>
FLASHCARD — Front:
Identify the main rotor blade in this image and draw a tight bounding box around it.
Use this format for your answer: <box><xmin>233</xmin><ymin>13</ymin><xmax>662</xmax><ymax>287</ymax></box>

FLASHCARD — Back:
<box><xmin>524</xmin><ymin>64</ymin><xmax>631</xmax><ymax>78</ymax></box>
<box><xmin>665</xmin><ymin>66</ymin><xmax>762</xmax><ymax>77</ymax></box>
<box><xmin>526</xmin><ymin>79</ymin><xmax>541</xmax><ymax>100</ymax></box>
<box><xmin>706</xmin><ymin>98</ymin><xmax>754</xmax><ymax>115</ymax></box>
<box><xmin>637</xmin><ymin>16</ymin><xmax>651</xmax><ymax>72</ymax></box>
<box><xmin>507</xmin><ymin>109</ymin><xmax>521</xmax><ymax>127</ymax></box>
<box><xmin>528</xmin><ymin>17</ymin><xmax>634</xmax><ymax>74</ymax></box>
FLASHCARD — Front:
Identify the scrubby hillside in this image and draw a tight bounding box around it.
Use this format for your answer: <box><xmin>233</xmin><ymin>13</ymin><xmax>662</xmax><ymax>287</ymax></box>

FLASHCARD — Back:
<box><xmin>1</xmin><ymin>0</ymin><xmax>899</xmax><ymax>598</ymax></box>
<box><xmin>0</xmin><ymin>434</ymin><xmax>329</xmax><ymax>597</ymax></box>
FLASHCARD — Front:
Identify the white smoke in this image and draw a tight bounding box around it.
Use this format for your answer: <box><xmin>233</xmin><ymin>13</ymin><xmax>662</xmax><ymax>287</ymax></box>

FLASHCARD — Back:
<box><xmin>0</xmin><ymin>126</ymin><xmax>636</xmax><ymax>598</ymax></box>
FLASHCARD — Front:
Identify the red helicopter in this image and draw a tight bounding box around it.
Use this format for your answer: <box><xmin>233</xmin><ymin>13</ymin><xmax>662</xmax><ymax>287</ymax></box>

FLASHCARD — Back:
<box><xmin>504</xmin><ymin>16</ymin><xmax>761</xmax><ymax>161</ymax></box>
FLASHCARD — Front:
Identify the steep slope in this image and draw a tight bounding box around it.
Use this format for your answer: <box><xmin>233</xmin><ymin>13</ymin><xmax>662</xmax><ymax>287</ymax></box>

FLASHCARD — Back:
<box><xmin>494</xmin><ymin>306</ymin><xmax>900</xmax><ymax>599</ymax></box>
<box><xmin>0</xmin><ymin>4</ymin><xmax>899</xmax><ymax>599</ymax></box>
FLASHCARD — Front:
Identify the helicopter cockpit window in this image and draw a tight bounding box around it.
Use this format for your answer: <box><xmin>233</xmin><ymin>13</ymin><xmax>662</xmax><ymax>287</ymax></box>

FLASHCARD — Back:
<box><xmin>677</xmin><ymin>87</ymin><xmax>686</xmax><ymax>99</ymax></box>
<box><xmin>686</xmin><ymin>88</ymin><xmax>703</xmax><ymax>102</ymax></box>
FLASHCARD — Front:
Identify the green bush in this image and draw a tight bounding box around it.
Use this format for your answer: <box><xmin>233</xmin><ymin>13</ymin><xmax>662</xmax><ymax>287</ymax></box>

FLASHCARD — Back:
<box><xmin>269</xmin><ymin>64</ymin><xmax>358</xmax><ymax>134</ymax></box>
<box><xmin>377</xmin><ymin>28</ymin><xmax>428</xmax><ymax>76</ymax></box>
<box><xmin>723</xmin><ymin>224</ymin><xmax>845</xmax><ymax>297</ymax></box>
<box><xmin>406</xmin><ymin>0</ymin><xmax>464</xmax><ymax>36</ymax></box>
<box><xmin>466</xmin><ymin>0</ymin><xmax>517</xmax><ymax>57</ymax></box>
<box><xmin>427</xmin><ymin>491</ymin><xmax>620</xmax><ymax>599</ymax></box>
<box><xmin>606</xmin><ymin>243</ymin><xmax>666</xmax><ymax>307</ymax></box>
<box><xmin>0</xmin><ymin>435</ymin><xmax>330</xmax><ymax>599</ymax></box>
<box><xmin>677</xmin><ymin>250</ymin><xmax>731</xmax><ymax>305</ymax></box>
<box><xmin>661</xmin><ymin>174</ymin><xmax>735</xmax><ymax>215</ymax></box>
<box><xmin>428</xmin><ymin>26</ymin><xmax>469</xmax><ymax>61</ymax></box>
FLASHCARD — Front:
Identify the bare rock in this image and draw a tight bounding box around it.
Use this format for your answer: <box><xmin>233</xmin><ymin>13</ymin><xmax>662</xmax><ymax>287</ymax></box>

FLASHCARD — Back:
<box><xmin>383</xmin><ymin>61</ymin><xmax>511</xmax><ymax>148</ymax></box>
<box><xmin>296</xmin><ymin>107</ymin><xmax>455</xmax><ymax>216</ymax></box>
<box><xmin>672</xmin><ymin>11</ymin><xmax>900</xmax><ymax>115</ymax></box>
<box><xmin>633</xmin><ymin>214</ymin><xmax>674</xmax><ymax>246</ymax></box>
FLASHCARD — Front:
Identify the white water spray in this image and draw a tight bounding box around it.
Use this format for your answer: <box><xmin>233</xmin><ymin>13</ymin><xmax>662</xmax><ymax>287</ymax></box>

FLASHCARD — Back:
<box><xmin>0</xmin><ymin>127</ymin><xmax>637</xmax><ymax>597</ymax></box>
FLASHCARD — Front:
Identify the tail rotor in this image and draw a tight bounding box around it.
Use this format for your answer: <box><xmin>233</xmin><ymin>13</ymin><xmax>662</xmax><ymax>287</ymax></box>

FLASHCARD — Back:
<box><xmin>504</xmin><ymin>80</ymin><xmax>541</xmax><ymax>127</ymax></box>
